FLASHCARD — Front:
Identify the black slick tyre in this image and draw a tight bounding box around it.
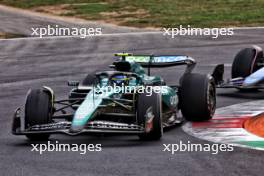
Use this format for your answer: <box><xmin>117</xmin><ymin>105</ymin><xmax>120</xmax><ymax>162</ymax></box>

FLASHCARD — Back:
<box><xmin>180</xmin><ymin>73</ymin><xmax>216</xmax><ymax>121</ymax></box>
<box><xmin>232</xmin><ymin>47</ymin><xmax>263</xmax><ymax>79</ymax></box>
<box><xmin>25</xmin><ymin>89</ymin><xmax>53</xmax><ymax>141</ymax></box>
<box><xmin>137</xmin><ymin>92</ymin><xmax>163</xmax><ymax>140</ymax></box>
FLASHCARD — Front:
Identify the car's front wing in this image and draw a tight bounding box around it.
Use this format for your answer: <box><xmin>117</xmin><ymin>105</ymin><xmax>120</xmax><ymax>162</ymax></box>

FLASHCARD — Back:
<box><xmin>12</xmin><ymin>108</ymin><xmax>145</xmax><ymax>136</ymax></box>
<box><xmin>216</xmin><ymin>78</ymin><xmax>264</xmax><ymax>89</ymax></box>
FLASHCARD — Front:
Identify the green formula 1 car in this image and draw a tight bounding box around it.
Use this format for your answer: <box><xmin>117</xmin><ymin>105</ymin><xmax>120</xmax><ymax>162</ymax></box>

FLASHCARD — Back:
<box><xmin>12</xmin><ymin>53</ymin><xmax>216</xmax><ymax>140</ymax></box>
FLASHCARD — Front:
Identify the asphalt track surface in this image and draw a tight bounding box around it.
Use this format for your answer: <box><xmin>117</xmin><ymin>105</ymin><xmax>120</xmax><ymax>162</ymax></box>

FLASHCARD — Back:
<box><xmin>1</xmin><ymin>6</ymin><xmax>264</xmax><ymax>176</ymax></box>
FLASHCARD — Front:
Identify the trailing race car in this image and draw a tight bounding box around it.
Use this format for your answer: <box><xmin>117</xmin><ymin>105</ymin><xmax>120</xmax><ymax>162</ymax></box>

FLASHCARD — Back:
<box><xmin>212</xmin><ymin>45</ymin><xmax>264</xmax><ymax>90</ymax></box>
<box><xmin>12</xmin><ymin>53</ymin><xmax>216</xmax><ymax>141</ymax></box>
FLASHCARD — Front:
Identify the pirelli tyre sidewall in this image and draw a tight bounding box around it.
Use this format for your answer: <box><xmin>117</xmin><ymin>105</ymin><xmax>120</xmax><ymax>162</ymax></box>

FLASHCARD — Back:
<box><xmin>137</xmin><ymin>92</ymin><xmax>163</xmax><ymax>140</ymax></box>
<box><xmin>180</xmin><ymin>73</ymin><xmax>216</xmax><ymax>121</ymax></box>
<box><xmin>25</xmin><ymin>89</ymin><xmax>53</xmax><ymax>140</ymax></box>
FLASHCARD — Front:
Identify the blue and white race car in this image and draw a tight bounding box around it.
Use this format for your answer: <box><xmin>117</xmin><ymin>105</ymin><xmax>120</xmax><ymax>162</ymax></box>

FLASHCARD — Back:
<box><xmin>212</xmin><ymin>45</ymin><xmax>264</xmax><ymax>90</ymax></box>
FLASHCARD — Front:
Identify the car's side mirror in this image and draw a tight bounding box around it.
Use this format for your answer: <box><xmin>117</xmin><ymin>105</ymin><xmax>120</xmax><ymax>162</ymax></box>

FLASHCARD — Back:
<box><xmin>68</xmin><ymin>81</ymin><xmax>79</xmax><ymax>87</ymax></box>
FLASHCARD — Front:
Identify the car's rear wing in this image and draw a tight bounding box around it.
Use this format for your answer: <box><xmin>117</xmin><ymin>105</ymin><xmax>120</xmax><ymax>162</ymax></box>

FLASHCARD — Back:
<box><xmin>115</xmin><ymin>53</ymin><xmax>196</xmax><ymax>67</ymax></box>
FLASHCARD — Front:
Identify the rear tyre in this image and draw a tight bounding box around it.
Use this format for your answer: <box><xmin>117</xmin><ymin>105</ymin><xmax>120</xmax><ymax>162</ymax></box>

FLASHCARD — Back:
<box><xmin>25</xmin><ymin>89</ymin><xmax>53</xmax><ymax>141</ymax></box>
<box><xmin>137</xmin><ymin>92</ymin><xmax>163</xmax><ymax>140</ymax></box>
<box><xmin>180</xmin><ymin>73</ymin><xmax>216</xmax><ymax>121</ymax></box>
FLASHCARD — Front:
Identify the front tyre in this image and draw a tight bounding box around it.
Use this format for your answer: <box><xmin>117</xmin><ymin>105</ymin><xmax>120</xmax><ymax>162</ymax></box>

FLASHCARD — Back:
<box><xmin>137</xmin><ymin>92</ymin><xmax>163</xmax><ymax>140</ymax></box>
<box><xmin>231</xmin><ymin>46</ymin><xmax>264</xmax><ymax>91</ymax></box>
<box><xmin>180</xmin><ymin>73</ymin><xmax>216</xmax><ymax>121</ymax></box>
<box><xmin>25</xmin><ymin>89</ymin><xmax>53</xmax><ymax>140</ymax></box>
<box><xmin>232</xmin><ymin>46</ymin><xmax>263</xmax><ymax>79</ymax></box>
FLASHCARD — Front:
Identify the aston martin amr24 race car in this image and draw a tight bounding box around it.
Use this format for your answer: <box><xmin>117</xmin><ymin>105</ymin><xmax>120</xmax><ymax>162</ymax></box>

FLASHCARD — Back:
<box><xmin>212</xmin><ymin>45</ymin><xmax>264</xmax><ymax>89</ymax></box>
<box><xmin>12</xmin><ymin>53</ymin><xmax>216</xmax><ymax>141</ymax></box>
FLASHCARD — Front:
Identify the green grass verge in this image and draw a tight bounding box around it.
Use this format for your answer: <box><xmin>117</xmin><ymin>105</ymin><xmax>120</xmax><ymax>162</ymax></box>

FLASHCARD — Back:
<box><xmin>0</xmin><ymin>32</ymin><xmax>27</xmax><ymax>39</ymax></box>
<box><xmin>235</xmin><ymin>141</ymin><xmax>264</xmax><ymax>148</ymax></box>
<box><xmin>1</xmin><ymin>0</ymin><xmax>264</xmax><ymax>28</ymax></box>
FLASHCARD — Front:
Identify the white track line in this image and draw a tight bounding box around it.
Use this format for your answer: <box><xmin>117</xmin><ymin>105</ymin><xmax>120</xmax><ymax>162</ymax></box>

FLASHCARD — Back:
<box><xmin>0</xmin><ymin>31</ymin><xmax>162</xmax><ymax>41</ymax></box>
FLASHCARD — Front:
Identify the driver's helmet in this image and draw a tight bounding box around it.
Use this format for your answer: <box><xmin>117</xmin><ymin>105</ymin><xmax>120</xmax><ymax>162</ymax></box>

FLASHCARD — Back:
<box><xmin>111</xmin><ymin>74</ymin><xmax>129</xmax><ymax>86</ymax></box>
